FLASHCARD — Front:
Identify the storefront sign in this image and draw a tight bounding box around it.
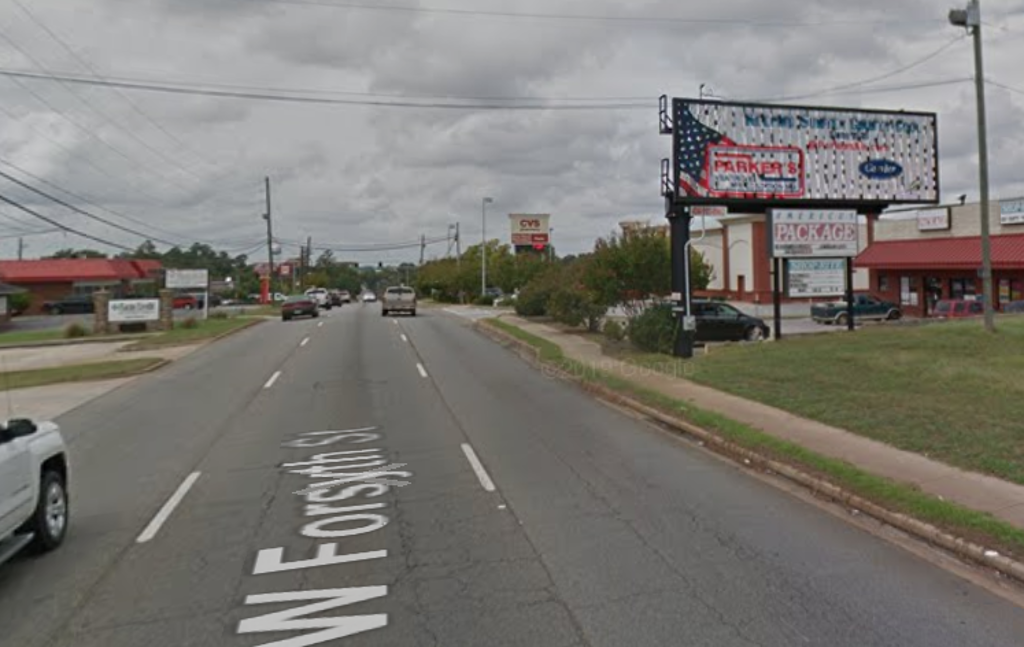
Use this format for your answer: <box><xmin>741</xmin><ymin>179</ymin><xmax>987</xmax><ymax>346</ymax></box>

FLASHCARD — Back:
<box><xmin>916</xmin><ymin>207</ymin><xmax>950</xmax><ymax>231</ymax></box>
<box><xmin>165</xmin><ymin>268</ymin><xmax>209</xmax><ymax>289</ymax></box>
<box><xmin>1000</xmin><ymin>198</ymin><xmax>1024</xmax><ymax>226</ymax></box>
<box><xmin>109</xmin><ymin>299</ymin><xmax>159</xmax><ymax>322</ymax></box>
<box><xmin>769</xmin><ymin>209</ymin><xmax>859</xmax><ymax>258</ymax></box>
<box><xmin>673</xmin><ymin>99</ymin><xmax>939</xmax><ymax>204</ymax></box>
<box><xmin>510</xmin><ymin>214</ymin><xmax>551</xmax><ymax>245</ymax></box>
<box><xmin>787</xmin><ymin>259</ymin><xmax>846</xmax><ymax>297</ymax></box>
<box><xmin>690</xmin><ymin>206</ymin><xmax>728</xmax><ymax>218</ymax></box>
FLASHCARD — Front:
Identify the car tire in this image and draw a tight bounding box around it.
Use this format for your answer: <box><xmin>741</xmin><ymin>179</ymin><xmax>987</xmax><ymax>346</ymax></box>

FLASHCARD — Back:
<box><xmin>313</xmin><ymin>311</ymin><xmax>320</xmax><ymax>318</ymax></box>
<box><xmin>410</xmin><ymin>311</ymin><xmax>417</xmax><ymax>317</ymax></box>
<box><xmin>744</xmin><ymin>326</ymin><xmax>764</xmax><ymax>342</ymax></box>
<box><xmin>51</xmin><ymin>306</ymin><xmax>62</xmax><ymax>315</ymax></box>
<box><xmin>835</xmin><ymin>313</ymin><xmax>849</xmax><ymax>326</ymax></box>
<box><xmin>382</xmin><ymin>310</ymin><xmax>388</xmax><ymax>317</ymax></box>
<box><xmin>26</xmin><ymin>470</ymin><xmax>69</xmax><ymax>553</ymax></box>
<box><xmin>282</xmin><ymin>314</ymin><xmax>291</xmax><ymax>321</ymax></box>
<box><xmin>886</xmin><ymin>310</ymin><xmax>902</xmax><ymax>321</ymax></box>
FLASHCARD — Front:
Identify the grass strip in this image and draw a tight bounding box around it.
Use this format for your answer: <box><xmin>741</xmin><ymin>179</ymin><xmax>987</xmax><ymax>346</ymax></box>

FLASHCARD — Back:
<box><xmin>124</xmin><ymin>317</ymin><xmax>260</xmax><ymax>350</ymax></box>
<box><xmin>483</xmin><ymin>318</ymin><xmax>1024</xmax><ymax>558</ymax></box>
<box><xmin>0</xmin><ymin>358</ymin><xmax>164</xmax><ymax>391</ymax></box>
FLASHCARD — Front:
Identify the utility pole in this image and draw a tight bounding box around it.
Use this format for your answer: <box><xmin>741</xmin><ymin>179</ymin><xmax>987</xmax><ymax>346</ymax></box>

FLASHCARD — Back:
<box><xmin>950</xmin><ymin>0</ymin><xmax>995</xmax><ymax>332</ymax></box>
<box><xmin>17</xmin><ymin>237</ymin><xmax>23</xmax><ymax>261</ymax></box>
<box><xmin>455</xmin><ymin>222</ymin><xmax>461</xmax><ymax>267</ymax></box>
<box><xmin>263</xmin><ymin>176</ymin><xmax>275</xmax><ymax>303</ymax></box>
<box><xmin>420</xmin><ymin>234</ymin><xmax>426</xmax><ymax>266</ymax></box>
<box><xmin>481</xmin><ymin>197</ymin><xmax>493</xmax><ymax>297</ymax></box>
<box><xmin>305</xmin><ymin>235</ymin><xmax>312</xmax><ymax>289</ymax></box>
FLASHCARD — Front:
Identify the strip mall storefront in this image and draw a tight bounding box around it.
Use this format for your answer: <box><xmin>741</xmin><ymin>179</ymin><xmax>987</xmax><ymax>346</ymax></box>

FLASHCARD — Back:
<box><xmin>855</xmin><ymin>199</ymin><xmax>1024</xmax><ymax>317</ymax></box>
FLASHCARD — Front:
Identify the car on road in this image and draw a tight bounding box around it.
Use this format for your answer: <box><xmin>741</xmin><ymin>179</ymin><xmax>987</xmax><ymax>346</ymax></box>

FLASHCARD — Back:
<box><xmin>0</xmin><ymin>418</ymin><xmax>70</xmax><ymax>566</ymax></box>
<box><xmin>932</xmin><ymin>299</ymin><xmax>984</xmax><ymax>319</ymax></box>
<box><xmin>692</xmin><ymin>301</ymin><xmax>770</xmax><ymax>342</ymax></box>
<box><xmin>328</xmin><ymin>290</ymin><xmax>344</xmax><ymax>308</ymax></box>
<box><xmin>382</xmin><ymin>286</ymin><xmax>417</xmax><ymax>317</ymax></box>
<box><xmin>42</xmin><ymin>294</ymin><xmax>95</xmax><ymax>315</ymax></box>
<box><xmin>281</xmin><ymin>295</ymin><xmax>319</xmax><ymax>321</ymax></box>
<box><xmin>811</xmin><ymin>294</ymin><xmax>901</xmax><ymax>325</ymax></box>
<box><xmin>338</xmin><ymin>290</ymin><xmax>352</xmax><ymax>304</ymax></box>
<box><xmin>304</xmin><ymin>287</ymin><xmax>332</xmax><ymax>310</ymax></box>
<box><xmin>173</xmin><ymin>294</ymin><xmax>198</xmax><ymax>310</ymax></box>
<box><xmin>362</xmin><ymin>292</ymin><xmax>378</xmax><ymax>303</ymax></box>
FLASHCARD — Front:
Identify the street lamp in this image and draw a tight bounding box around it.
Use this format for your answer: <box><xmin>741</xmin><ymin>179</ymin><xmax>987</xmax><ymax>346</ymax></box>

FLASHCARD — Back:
<box><xmin>481</xmin><ymin>197</ymin><xmax>494</xmax><ymax>297</ymax></box>
<box><xmin>950</xmin><ymin>0</ymin><xmax>996</xmax><ymax>332</ymax></box>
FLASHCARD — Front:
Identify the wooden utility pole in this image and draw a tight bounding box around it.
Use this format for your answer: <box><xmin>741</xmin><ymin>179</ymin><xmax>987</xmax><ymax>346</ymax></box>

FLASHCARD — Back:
<box><xmin>263</xmin><ymin>177</ymin><xmax>275</xmax><ymax>301</ymax></box>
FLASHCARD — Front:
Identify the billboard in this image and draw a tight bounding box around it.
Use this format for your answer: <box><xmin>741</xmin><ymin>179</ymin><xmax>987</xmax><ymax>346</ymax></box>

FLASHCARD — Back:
<box><xmin>510</xmin><ymin>214</ymin><xmax>551</xmax><ymax>246</ymax></box>
<box><xmin>1001</xmin><ymin>198</ymin><xmax>1024</xmax><ymax>226</ymax></box>
<box><xmin>673</xmin><ymin>99</ymin><xmax>939</xmax><ymax>205</ymax></box>
<box><xmin>166</xmin><ymin>268</ymin><xmax>209</xmax><ymax>289</ymax></box>
<box><xmin>109</xmin><ymin>299</ymin><xmax>160</xmax><ymax>323</ymax></box>
<box><xmin>769</xmin><ymin>209</ymin><xmax>859</xmax><ymax>258</ymax></box>
<box><xmin>787</xmin><ymin>259</ymin><xmax>846</xmax><ymax>298</ymax></box>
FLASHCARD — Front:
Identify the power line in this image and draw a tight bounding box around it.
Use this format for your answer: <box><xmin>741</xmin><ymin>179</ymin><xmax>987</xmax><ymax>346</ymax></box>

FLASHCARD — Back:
<box><xmin>988</xmin><ymin>78</ymin><xmax>1024</xmax><ymax>96</ymax></box>
<box><xmin>256</xmin><ymin>0</ymin><xmax>945</xmax><ymax>28</ymax></box>
<box><xmin>0</xmin><ymin>67</ymin><xmax>652</xmax><ymax>110</ymax></box>
<box><xmin>7</xmin><ymin>0</ymin><xmax>224</xmax><ymax>175</ymax></box>
<box><xmin>0</xmin><ymin>191</ymin><xmax>133</xmax><ymax>251</ymax></box>
<box><xmin>0</xmin><ymin>228</ymin><xmax>60</xmax><ymax>240</ymax></box>
<box><xmin>749</xmin><ymin>77</ymin><xmax>972</xmax><ymax>103</ymax></box>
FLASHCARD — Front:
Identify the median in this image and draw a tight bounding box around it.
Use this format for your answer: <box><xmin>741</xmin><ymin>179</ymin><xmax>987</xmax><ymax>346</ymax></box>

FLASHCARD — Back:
<box><xmin>478</xmin><ymin>316</ymin><xmax>1024</xmax><ymax>584</ymax></box>
<box><xmin>0</xmin><ymin>358</ymin><xmax>166</xmax><ymax>391</ymax></box>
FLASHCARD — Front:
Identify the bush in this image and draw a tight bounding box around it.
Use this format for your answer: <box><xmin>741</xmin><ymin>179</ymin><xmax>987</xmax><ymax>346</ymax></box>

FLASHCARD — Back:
<box><xmin>210</xmin><ymin>311</ymin><xmax>230</xmax><ymax>320</ymax></box>
<box><xmin>628</xmin><ymin>304</ymin><xmax>677</xmax><ymax>354</ymax></box>
<box><xmin>603</xmin><ymin>319</ymin><xmax>626</xmax><ymax>342</ymax></box>
<box><xmin>549</xmin><ymin>287</ymin><xmax>606</xmax><ymax>332</ymax></box>
<box><xmin>8</xmin><ymin>292</ymin><xmax>30</xmax><ymax>315</ymax></box>
<box><xmin>514</xmin><ymin>282</ymin><xmax>552</xmax><ymax>316</ymax></box>
<box><xmin>472</xmin><ymin>295</ymin><xmax>496</xmax><ymax>307</ymax></box>
<box><xmin>63</xmin><ymin>322</ymin><xmax>88</xmax><ymax>339</ymax></box>
<box><xmin>181</xmin><ymin>316</ymin><xmax>200</xmax><ymax>329</ymax></box>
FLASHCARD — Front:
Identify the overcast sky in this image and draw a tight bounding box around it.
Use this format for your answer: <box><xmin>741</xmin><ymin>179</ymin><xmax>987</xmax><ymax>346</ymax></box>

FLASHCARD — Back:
<box><xmin>0</xmin><ymin>0</ymin><xmax>1022</xmax><ymax>263</ymax></box>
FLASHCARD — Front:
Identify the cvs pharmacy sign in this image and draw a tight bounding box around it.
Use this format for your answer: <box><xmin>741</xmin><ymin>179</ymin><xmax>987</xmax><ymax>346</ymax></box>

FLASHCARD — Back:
<box><xmin>510</xmin><ymin>214</ymin><xmax>551</xmax><ymax>245</ymax></box>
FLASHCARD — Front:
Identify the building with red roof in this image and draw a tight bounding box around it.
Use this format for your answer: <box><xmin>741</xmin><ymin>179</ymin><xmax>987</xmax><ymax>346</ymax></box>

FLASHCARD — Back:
<box><xmin>0</xmin><ymin>258</ymin><xmax>163</xmax><ymax>315</ymax></box>
<box><xmin>855</xmin><ymin>199</ymin><xmax>1024</xmax><ymax>317</ymax></box>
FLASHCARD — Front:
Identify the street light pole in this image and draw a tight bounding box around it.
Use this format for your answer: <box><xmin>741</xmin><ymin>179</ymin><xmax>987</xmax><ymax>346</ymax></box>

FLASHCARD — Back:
<box><xmin>481</xmin><ymin>197</ymin><xmax>493</xmax><ymax>297</ymax></box>
<box><xmin>951</xmin><ymin>0</ymin><xmax>995</xmax><ymax>332</ymax></box>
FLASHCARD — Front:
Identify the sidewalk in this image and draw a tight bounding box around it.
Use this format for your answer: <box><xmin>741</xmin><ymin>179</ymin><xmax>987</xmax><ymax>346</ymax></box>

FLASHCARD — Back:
<box><xmin>499</xmin><ymin>315</ymin><xmax>1024</xmax><ymax>530</ymax></box>
<box><xmin>0</xmin><ymin>341</ymin><xmax>196</xmax><ymax>372</ymax></box>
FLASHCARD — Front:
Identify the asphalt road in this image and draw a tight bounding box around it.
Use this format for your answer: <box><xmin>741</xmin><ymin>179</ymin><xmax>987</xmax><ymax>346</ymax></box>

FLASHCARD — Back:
<box><xmin>1</xmin><ymin>303</ymin><xmax>1022</xmax><ymax>646</ymax></box>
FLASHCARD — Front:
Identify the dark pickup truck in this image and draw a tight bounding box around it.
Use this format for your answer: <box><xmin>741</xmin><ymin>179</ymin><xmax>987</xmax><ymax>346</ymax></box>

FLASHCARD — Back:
<box><xmin>811</xmin><ymin>294</ymin><xmax>901</xmax><ymax>325</ymax></box>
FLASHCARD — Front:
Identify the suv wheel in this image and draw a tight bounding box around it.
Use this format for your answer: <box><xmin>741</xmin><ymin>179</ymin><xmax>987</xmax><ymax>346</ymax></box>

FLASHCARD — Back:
<box><xmin>744</xmin><ymin>326</ymin><xmax>764</xmax><ymax>342</ymax></box>
<box><xmin>835</xmin><ymin>313</ymin><xmax>849</xmax><ymax>326</ymax></box>
<box><xmin>27</xmin><ymin>471</ymin><xmax>68</xmax><ymax>552</ymax></box>
<box><xmin>886</xmin><ymin>309</ymin><xmax>902</xmax><ymax>321</ymax></box>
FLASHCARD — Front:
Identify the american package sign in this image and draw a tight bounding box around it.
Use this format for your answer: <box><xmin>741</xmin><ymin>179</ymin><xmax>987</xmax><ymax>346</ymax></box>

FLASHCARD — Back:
<box><xmin>769</xmin><ymin>210</ymin><xmax>859</xmax><ymax>258</ymax></box>
<box><xmin>674</xmin><ymin>99</ymin><xmax>938</xmax><ymax>205</ymax></box>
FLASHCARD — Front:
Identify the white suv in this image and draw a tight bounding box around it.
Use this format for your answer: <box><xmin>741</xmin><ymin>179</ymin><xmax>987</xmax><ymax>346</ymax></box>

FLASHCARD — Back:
<box><xmin>304</xmin><ymin>287</ymin><xmax>332</xmax><ymax>309</ymax></box>
<box><xmin>0</xmin><ymin>419</ymin><xmax>70</xmax><ymax>565</ymax></box>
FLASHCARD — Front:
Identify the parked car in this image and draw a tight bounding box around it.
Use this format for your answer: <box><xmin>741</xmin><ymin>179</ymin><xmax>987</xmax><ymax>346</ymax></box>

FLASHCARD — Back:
<box><xmin>338</xmin><ymin>290</ymin><xmax>352</xmax><ymax>304</ymax></box>
<box><xmin>1003</xmin><ymin>300</ymin><xmax>1024</xmax><ymax>315</ymax></box>
<box><xmin>281</xmin><ymin>295</ymin><xmax>319</xmax><ymax>321</ymax></box>
<box><xmin>172</xmin><ymin>294</ymin><xmax>197</xmax><ymax>310</ymax></box>
<box><xmin>382</xmin><ymin>286</ymin><xmax>417</xmax><ymax>317</ymax></box>
<box><xmin>0</xmin><ymin>418</ymin><xmax>70</xmax><ymax>566</ymax></box>
<box><xmin>328</xmin><ymin>290</ymin><xmax>344</xmax><ymax>308</ymax></box>
<box><xmin>192</xmin><ymin>293</ymin><xmax>223</xmax><ymax>309</ymax></box>
<box><xmin>811</xmin><ymin>294</ymin><xmax>901</xmax><ymax>325</ymax></box>
<box><xmin>693</xmin><ymin>301</ymin><xmax>770</xmax><ymax>342</ymax></box>
<box><xmin>932</xmin><ymin>299</ymin><xmax>984</xmax><ymax>319</ymax></box>
<box><xmin>304</xmin><ymin>287</ymin><xmax>332</xmax><ymax>310</ymax></box>
<box><xmin>42</xmin><ymin>294</ymin><xmax>94</xmax><ymax>315</ymax></box>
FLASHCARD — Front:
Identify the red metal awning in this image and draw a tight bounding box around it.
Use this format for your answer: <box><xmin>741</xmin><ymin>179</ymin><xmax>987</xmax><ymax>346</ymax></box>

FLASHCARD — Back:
<box><xmin>855</xmin><ymin>234</ymin><xmax>1024</xmax><ymax>270</ymax></box>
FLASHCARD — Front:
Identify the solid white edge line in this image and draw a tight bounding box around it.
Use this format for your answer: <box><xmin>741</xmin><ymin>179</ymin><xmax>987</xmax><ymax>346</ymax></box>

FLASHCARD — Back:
<box><xmin>264</xmin><ymin>370</ymin><xmax>282</xmax><ymax>389</ymax></box>
<box><xmin>401</xmin><ymin>334</ymin><xmax>409</xmax><ymax>343</ymax></box>
<box><xmin>301</xmin><ymin>337</ymin><xmax>310</xmax><ymax>347</ymax></box>
<box><xmin>416</xmin><ymin>363</ymin><xmax>428</xmax><ymax>378</ymax></box>
<box><xmin>136</xmin><ymin>472</ymin><xmax>202</xmax><ymax>543</ymax></box>
<box><xmin>461</xmin><ymin>444</ymin><xmax>496</xmax><ymax>492</ymax></box>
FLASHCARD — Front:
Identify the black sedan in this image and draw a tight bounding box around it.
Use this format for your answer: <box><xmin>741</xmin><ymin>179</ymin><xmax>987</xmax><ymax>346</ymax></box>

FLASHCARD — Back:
<box><xmin>693</xmin><ymin>301</ymin><xmax>770</xmax><ymax>342</ymax></box>
<box><xmin>281</xmin><ymin>295</ymin><xmax>319</xmax><ymax>321</ymax></box>
<box><xmin>42</xmin><ymin>294</ymin><xmax>95</xmax><ymax>315</ymax></box>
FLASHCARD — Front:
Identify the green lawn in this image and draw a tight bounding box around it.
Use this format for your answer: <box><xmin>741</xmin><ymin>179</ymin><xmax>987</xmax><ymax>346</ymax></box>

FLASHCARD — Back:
<box><xmin>0</xmin><ymin>328</ymin><xmax>80</xmax><ymax>346</ymax></box>
<box><xmin>613</xmin><ymin>317</ymin><xmax>1024</xmax><ymax>486</ymax></box>
<box><xmin>0</xmin><ymin>358</ymin><xmax>164</xmax><ymax>391</ymax></box>
<box><xmin>124</xmin><ymin>316</ymin><xmax>262</xmax><ymax>350</ymax></box>
<box><xmin>483</xmin><ymin>318</ymin><xmax>1024</xmax><ymax>559</ymax></box>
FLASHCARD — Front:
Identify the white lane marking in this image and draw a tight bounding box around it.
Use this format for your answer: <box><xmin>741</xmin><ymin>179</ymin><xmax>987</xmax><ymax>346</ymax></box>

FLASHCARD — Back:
<box><xmin>400</xmin><ymin>334</ymin><xmax>408</xmax><ymax>343</ymax></box>
<box><xmin>301</xmin><ymin>337</ymin><xmax>310</xmax><ymax>347</ymax></box>
<box><xmin>416</xmin><ymin>363</ymin><xmax>428</xmax><ymax>379</ymax></box>
<box><xmin>318</xmin><ymin>321</ymin><xmax>324</xmax><ymax>328</ymax></box>
<box><xmin>392</xmin><ymin>319</ymin><xmax>398</xmax><ymax>325</ymax></box>
<box><xmin>137</xmin><ymin>472</ymin><xmax>202</xmax><ymax>543</ymax></box>
<box><xmin>461</xmin><ymin>444</ymin><xmax>496</xmax><ymax>492</ymax></box>
<box><xmin>264</xmin><ymin>371</ymin><xmax>282</xmax><ymax>389</ymax></box>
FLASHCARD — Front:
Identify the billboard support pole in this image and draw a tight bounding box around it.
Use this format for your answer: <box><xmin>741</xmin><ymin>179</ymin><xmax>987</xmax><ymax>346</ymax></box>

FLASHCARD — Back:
<box><xmin>668</xmin><ymin>204</ymin><xmax>694</xmax><ymax>359</ymax></box>
<box><xmin>773</xmin><ymin>258</ymin><xmax>783</xmax><ymax>341</ymax></box>
<box><xmin>845</xmin><ymin>258</ymin><xmax>856</xmax><ymax>332</ymax></box>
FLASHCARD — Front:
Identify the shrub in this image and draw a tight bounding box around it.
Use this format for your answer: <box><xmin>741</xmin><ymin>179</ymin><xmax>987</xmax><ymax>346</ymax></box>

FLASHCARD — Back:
<box><xmin>514</xmin><ymin>282</ymin><xmax>552</xmax><ymax>316</ymax></box>
<box><xmin>181</xmin><ymin>316</ymin><xmax>200</xmax><ymax>329</ymax></box>
<box><xmin>603</xmin><ymin>319</ymin><xmax>626</xmax><ymax>342</ymax></box>
<box><xmin>549</xmin><ymin>288</ymin><xmax>606</xmax><ymax>332</ymax></box>
<box><xmin>8</xmin><ymin>292</ymin><xmax>30</xmax><ymax>315</ymax></box>
<box><xmin>472</xmin><ymin>295</ymin><xmax>496</xmax><ymax>306</ymax></box>
<box><xmin>628</xmin><ymin>304</ymin><xmax>677</xmax><ymax>354</ymax></box>
<box><xmin>210</xmin><ymin>311</ymin><xmax>230</xmax><ymax>320</ymax></box>
<box><xmin>63</xmin><ymin>322</ymin><xmax>88</xmax><ymax>339</ymax></box>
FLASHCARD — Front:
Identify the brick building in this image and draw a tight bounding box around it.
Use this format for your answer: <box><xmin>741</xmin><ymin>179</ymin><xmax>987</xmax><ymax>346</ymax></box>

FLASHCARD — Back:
<box><xmin>0</xmin><ymin>259</ymin><xmax>162</xmax><ymax>315</ymax></box>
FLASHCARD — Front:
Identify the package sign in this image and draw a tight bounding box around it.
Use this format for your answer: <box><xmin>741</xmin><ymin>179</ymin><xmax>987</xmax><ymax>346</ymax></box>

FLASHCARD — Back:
<box><xmin>165</xmin><ymin>268</ymin><xmax>209</xmax><ymax>289</ymax></box>
<box><xmin>109</xmin><ymin>299</ymin><xmax>160</xmax><ymax>323</ymax></box>
<box><xmin>916</xmin><ymin>207</ymin><xmax>951</xmax><ymax>231</ymax></box>
<box><xmin>1000</xmin><ymin>198</ymin><xmax>1024</xmax><ymax>226</ymax></box>
<box><xmin>510</xmin><ymin>214</ymin><xmax>551</xmax><ymax>245</ymax></box>
<box><xmin>673</xmin><ymin>99</ymin><xmax>938</xmax><ymax>205</ymax></box>
<box><xmin>769</xmin><ymin>209</ymin><xmax>859</xmax><ymax>258</ymax></box>
<box><xmin>787</xmin><ymin>259</ymin><xmax>846</xmax><ymax>298</ymax></box>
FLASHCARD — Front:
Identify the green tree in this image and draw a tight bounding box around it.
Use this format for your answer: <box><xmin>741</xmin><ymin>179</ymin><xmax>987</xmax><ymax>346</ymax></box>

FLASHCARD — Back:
<box><xmin>46</xmin><ymin>248</ymin><xmax>108</xmax><ymax>259</ymax></box>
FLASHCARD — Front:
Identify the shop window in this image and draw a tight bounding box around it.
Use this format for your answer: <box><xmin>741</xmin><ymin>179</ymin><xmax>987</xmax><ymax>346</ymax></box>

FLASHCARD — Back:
<box><xmin>950</xmin><ymin>278</ymin><xmax>977</xmax><ymax>300</ymax></box>
<box><xmin>900</xmin><ymin>276</ymin><xmax>919</xmax><ymax>307</ymax></box>
<box><xmin>878</xmin><ymin>274</ymin><xmax>889</xmax><ymax>292</ymax></box>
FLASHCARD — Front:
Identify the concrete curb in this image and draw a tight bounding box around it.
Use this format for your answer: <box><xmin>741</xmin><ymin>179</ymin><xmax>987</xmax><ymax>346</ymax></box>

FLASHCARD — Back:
<box><xmin>0</xmin><ymin>334</ymin><xmax>151</xmax><ymax>350</ymax></box>
<box><xmin>474</xmin><ymin>318</ymin><xmax>1024</xmax><ymax>588</ymax></box>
